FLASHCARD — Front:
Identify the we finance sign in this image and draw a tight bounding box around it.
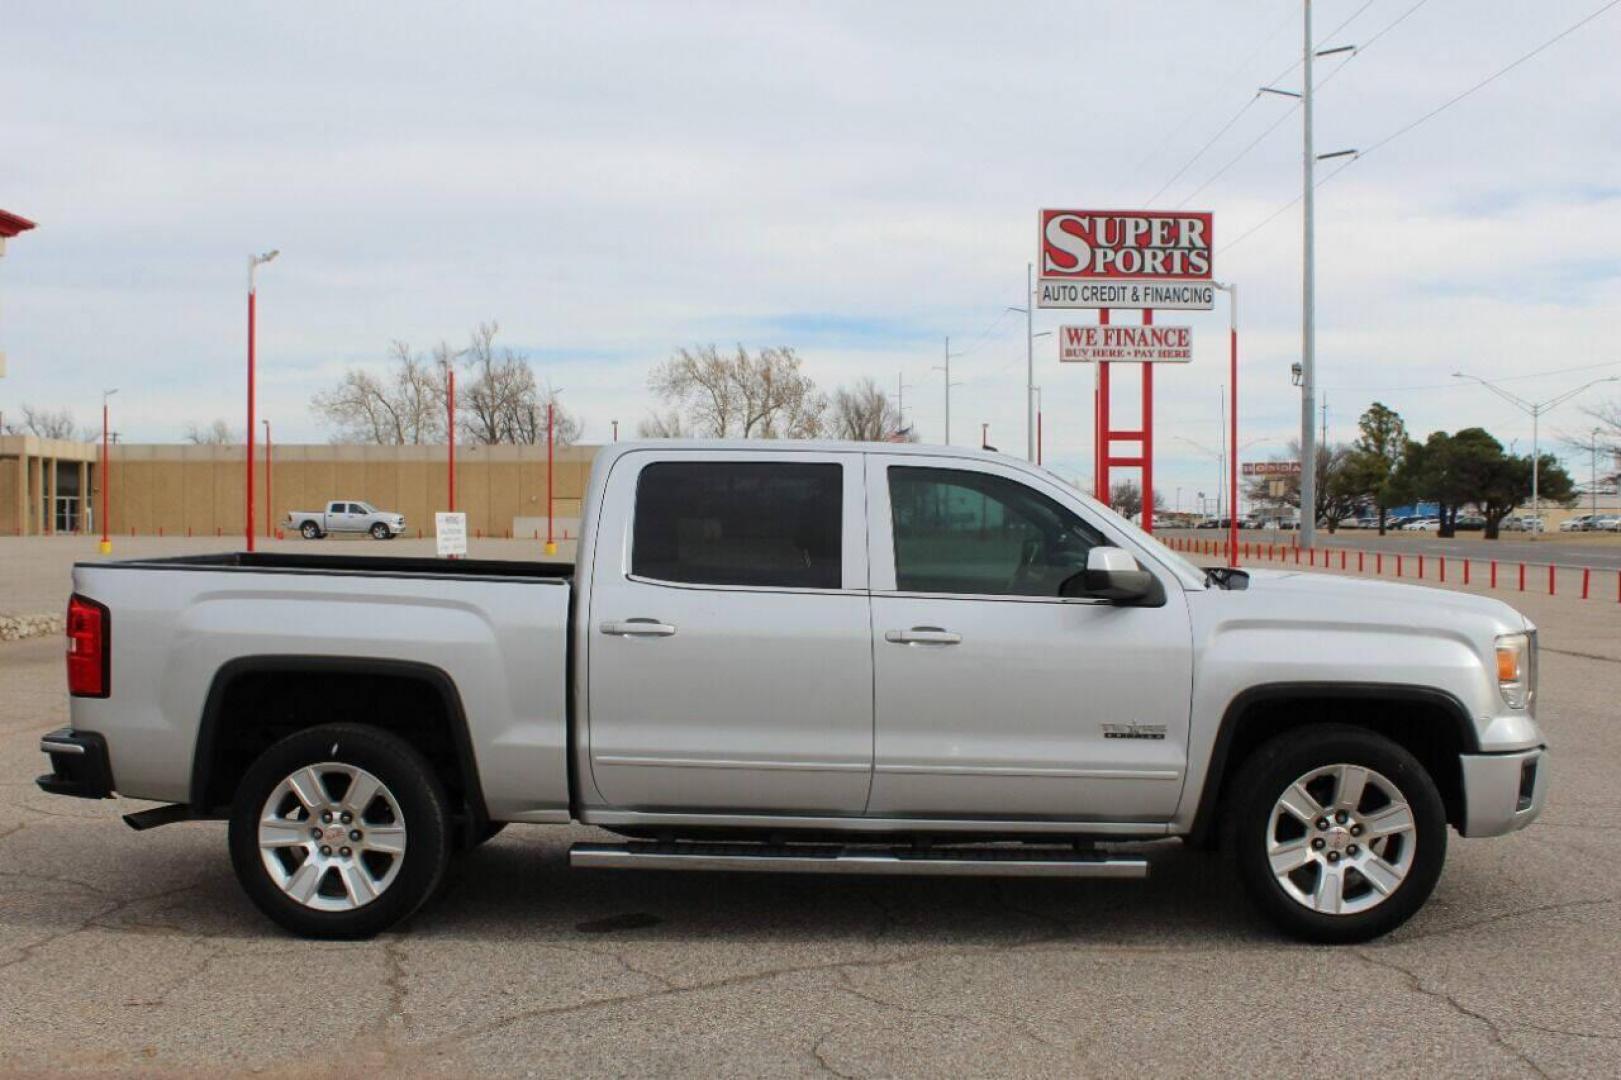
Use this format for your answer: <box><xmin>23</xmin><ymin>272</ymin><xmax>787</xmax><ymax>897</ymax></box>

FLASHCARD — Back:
<box><xmin>1038</xmin><ymin>209</ymin><xmax>1214</xmax><ymax>310</ymax></box>
<box><xmin>1059</xmin><ymin>324</ymin><xmax>1193</xmax><ymax>364</ymax></box>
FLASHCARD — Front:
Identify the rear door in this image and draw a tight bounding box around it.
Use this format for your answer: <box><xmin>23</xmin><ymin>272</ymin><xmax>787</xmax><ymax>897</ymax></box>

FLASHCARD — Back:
<box><xmin>865</xmin><ymin>454</ymin><xmax>1193</xmax><ymax>822</ymax></box>
<box><xmin>329</xmin><ymin>502</ymin><xmax>360</xmax><ymax>532</ymax></box>
<box><xmin>585</xmin><ymin>450</ymin><xmax>873</xmax><ymax>814</ymax></box>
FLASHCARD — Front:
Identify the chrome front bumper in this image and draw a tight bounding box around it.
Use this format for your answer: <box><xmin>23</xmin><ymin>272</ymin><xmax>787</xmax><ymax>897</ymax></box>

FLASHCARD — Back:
<box><xmin>1459</xmin><ymin>746</ymin><xmax>1547</xmax><ymax>837</ymax></box>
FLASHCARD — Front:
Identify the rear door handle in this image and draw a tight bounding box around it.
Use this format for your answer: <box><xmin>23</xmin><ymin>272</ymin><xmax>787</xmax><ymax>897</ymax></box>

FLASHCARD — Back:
<box><xmin>884</xmin><ymin>627</ymin><xmax>962</xmax><ymax>646</ymax></box>
<box><xmin>600</xmin><ymin>619</ymin><xmax>677</xmax><ymax>637</ymax></box>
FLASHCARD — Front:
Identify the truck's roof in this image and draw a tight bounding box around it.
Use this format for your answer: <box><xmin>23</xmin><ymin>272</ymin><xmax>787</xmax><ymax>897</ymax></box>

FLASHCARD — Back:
<box><xmin>599</xmin><ymin>439</ymin><xmax>1027</xmax><ymax>465</ymax></box>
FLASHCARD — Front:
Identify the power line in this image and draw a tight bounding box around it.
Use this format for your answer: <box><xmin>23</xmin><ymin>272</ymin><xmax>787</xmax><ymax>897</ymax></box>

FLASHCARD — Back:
<box><xmin>1140</xmin><ymin>0</ymin><xmax>1371</xmax><ymax>207</ymax></box>
<box><xmin>1322</xmin><ymin>360</ymin><xmax>1621</xmax><ymax>394</ymax></box>
<box><xmin>1144</xmin><ymin>95</ymin><xmax>1261</xmax><ymax>206</ymax></box>
<box><xmin>1358</xmin><ymin>0</ymin><xmax>1620</xmax><ymax>159</ymax></box>
<box><xmin>1172</xmin><ymin>0</ymin><xmax>1431</xmax><ymax>211</ymax></box>
<box><xmin>1129</xmin><ymin>0</ymin><xmax>1298</xmax><ymax>183</ymax></box>
<box><xmin>1219</xmin><ymin>0</ymin><xmax>1619</xmax><ymax>255</ymax></box>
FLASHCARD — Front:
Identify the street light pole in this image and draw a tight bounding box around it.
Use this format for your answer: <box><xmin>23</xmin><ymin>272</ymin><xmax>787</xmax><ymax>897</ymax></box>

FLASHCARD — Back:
<box><xmin>932</xmin><ymin>338</ymin><xmax>963</xmax><ymax>445</ymax></box>
<box><xmin>1452</xmin><ymin>372</ymin><xmax>1619</xmax><ymax>535</ymax></box>
<box><xmin>1593</xmin><ymin>428</ymin><xmax>1602</xmax><ymax>522</ymax></box>
<box><xmin>1214</xmin><ymin>281</ymin><xmax>1239</xmax><ymax>565</ymax></box>
<box><xmin>245</xmin><ymin>249</ymin><xmax>278</xmax><ymax>553</ymax></box>
<box><xmin>99</xmin><ymin>389</ymin><xmax>117</xmax><ymax>554</ymax></box>
<box><xmin>262</xmin><ymin>419</ymin><xmax>272</xmax><ymax>539</ymax></box>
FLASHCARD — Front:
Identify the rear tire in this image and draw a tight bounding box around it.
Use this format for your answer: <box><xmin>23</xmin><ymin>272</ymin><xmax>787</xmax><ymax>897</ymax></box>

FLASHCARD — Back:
<box><xmin>228</xmin><ymin>724</ymin><xmax>452</xmax><ymax>939</ymax></box>
<box><xmin>300</xmin><ymin>521</ymin><xmax>321</xmax><ymax>540</ymax></box>
<box><xmin>1225</xmin><ymin>724</ymin><xmax>1446</xmax><ymax>944</ymax></box>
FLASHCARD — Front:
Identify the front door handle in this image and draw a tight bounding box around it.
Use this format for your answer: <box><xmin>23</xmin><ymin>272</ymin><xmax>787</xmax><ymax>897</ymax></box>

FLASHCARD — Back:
<box><xmin>884</xmin><ymin>627</ymin><xmax>962</xmax><ymax>646</ymax></box>
<box><xmin>600</xmin><ymin>618</ymin><xmax>677</xmax><ymax>637</ymax></box>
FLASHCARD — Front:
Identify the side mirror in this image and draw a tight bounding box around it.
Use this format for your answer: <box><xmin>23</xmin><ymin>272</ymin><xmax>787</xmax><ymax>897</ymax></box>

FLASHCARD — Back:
<box><xmin>1060</xmin><ymin>547</ymin><xmax>1164</xmax><ymax>606</ymax></box>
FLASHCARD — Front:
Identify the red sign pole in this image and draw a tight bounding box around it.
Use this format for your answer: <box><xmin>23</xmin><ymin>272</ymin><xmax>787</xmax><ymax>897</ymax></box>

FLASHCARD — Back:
<box><xmin>1141</xmin><ymin>308</ymin><xmax>1154</xmax><ymax>535</ymax></box>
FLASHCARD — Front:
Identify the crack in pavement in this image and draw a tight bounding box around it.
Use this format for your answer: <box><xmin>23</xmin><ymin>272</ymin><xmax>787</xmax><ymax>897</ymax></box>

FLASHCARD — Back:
<box><xmin>809</xmin><ymin>1025</ymin><xmax>861</xmax><ymax>1079</ymax></box>
<box><xmin>1354</xmin><ymin>949</ymin><xmax>1549</xmax><ymax>1078</ymax></box>
<box><xmin>0</xmin><ymin>878</ymin><xmax>207</xmax><ymax>976</ymax></box>
<box><xmin>833</xmin><ymin>966</ymin><xmax>1062</xmax><ymax>1051</ymax></box>
<box><xmin>1390</xmin><ymin>894</ymin><xmax>1620</xmax><ymax>945</ymax></box>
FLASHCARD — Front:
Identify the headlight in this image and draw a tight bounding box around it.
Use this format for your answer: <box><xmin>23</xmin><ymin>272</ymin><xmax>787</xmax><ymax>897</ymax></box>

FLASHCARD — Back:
<box><xmin>1495</xmin><ymin>632</ymin><xmax>1536</xmax><ymax>710</ymax></box>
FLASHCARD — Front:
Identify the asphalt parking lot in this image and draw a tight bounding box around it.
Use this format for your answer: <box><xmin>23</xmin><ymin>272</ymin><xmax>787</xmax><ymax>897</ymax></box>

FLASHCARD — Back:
<box><xmin>3</xmin><ymin>536</ymin><xmax>1619</xmax><ymax>1076</ymax></box>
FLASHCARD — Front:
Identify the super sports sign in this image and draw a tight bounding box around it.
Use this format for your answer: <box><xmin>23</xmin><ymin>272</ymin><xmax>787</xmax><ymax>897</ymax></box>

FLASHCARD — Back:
<box><xmin>1038</xmin><ymin>210</ymin><xmax>1214</xmax><ymax>309</ymax></box>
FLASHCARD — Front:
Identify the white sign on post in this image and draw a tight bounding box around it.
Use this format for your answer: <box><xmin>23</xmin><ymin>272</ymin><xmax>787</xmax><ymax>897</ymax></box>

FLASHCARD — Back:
<box><xmin>1058</xmin><ymin>324</ymin><xmax>1193</xmax><ymax>363</ymax></box>
<box><xmin>435</xmin><ymin>512</ymin><xmax>467</xmax><ymax>558</ymax></box>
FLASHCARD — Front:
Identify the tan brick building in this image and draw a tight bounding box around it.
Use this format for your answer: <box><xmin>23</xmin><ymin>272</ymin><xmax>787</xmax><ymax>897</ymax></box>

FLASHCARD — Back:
<box><xmin>1</xmin><ymin>437</ymin><xmax>598</xmax><ymax>541</ymax></box>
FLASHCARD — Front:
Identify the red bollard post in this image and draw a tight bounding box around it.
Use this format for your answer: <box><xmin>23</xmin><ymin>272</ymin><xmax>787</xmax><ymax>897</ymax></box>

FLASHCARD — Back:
<box><xmin>1340</xmin><ymin>550</ymin><xmax>1347</xmax><ymax>570</ymax></box>
<box><xmin>1397</xmin><ymin>555</ymin><xmax>1404</xmax><ymax>577</ymax></box>
<box><xmin>1582</xmin><ymin>567</ymin><xmax>1590</xmax><ymax>599</ymax></box>
<box><xmin>1463</xmin><ymin>559</ymin><xmax>1470</xmax><ymax>585</ymax></box>
<box><xmin>1377</xmin><ymin>553</ymin><xmax>1383</xmax><ymax>575</ymax></box>
<box><xmin>1548</xmin><ymin>564</ymin><xmax>1556</xmax><ymax>596</ymax></box>
<box><xmin>1518</xmin><ymin>563</ymin><xmax>1525</xmax><ymax>592</ymax></box>
<box><xmin>1491</xmin><ymin>560</ymin><xmax>1498</xmax><ymax>588</ymax></box>
<box><xmin>1418</xmin><ymin>555</ymin><xmax>1424</xmax><ymax>579</ymax></box>
<box><xmin>1358</xmin><ymin>551</ymin><xmax>1365</xmax><ymax>573</ymax></box>
<box><xmin>1439</xmin><ymin>556</ymin><xmax>1445</xmax><ymax>583</ymax></box>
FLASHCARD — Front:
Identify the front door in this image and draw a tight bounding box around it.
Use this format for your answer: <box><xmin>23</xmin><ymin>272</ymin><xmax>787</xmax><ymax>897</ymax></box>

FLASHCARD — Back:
<box><xmin>866</xmin><ymin>457</ymin><xmax>1192</xmax><ymax>822</ymax></box>
<box><xmin>586</xmin><ymin>450</ymin><xmax>873</xmax><ymax>814</ymax></box>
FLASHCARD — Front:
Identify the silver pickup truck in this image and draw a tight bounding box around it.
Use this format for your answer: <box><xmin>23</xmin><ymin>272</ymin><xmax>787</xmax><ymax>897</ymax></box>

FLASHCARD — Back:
<box><xmin>286</xmin><ymin>500</ymin><xmax>406</xmax><ymax>540</ymax></box>
<box><xmin>38</xmin><ymin>441</ymin><xmax>1547</xmax><ymax>943</ymax></box>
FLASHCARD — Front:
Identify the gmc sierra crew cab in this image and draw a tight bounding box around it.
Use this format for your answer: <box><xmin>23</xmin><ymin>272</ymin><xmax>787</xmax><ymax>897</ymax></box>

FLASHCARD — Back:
<box><xmin>37</xmin><ymin>441</ymin><xmax>1548</xmax><ymax>943</ymax></box>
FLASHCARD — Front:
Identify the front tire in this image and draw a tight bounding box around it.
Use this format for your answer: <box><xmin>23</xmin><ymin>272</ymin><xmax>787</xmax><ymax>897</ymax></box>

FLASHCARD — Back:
<box><xmin>1226</xmin><ymin>725</ymin><xmax>1446</xmax><ymax>944</ymax></box>
<box><xmin>228</xmin><ymin>724</ymin><xmax>452</xmax><ymax>939</ymax></box>
<box><xmin>370</xmin><ymin>523</ymin><xmax>390</xmax><ymax>540</ymax></box>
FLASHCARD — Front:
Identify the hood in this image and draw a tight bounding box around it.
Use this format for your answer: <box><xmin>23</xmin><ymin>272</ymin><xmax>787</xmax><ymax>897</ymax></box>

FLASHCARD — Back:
<box><xmin>1235</xmin><ymin>567</ymin><xmax>1532</xmax><ymax>633</ymax></box>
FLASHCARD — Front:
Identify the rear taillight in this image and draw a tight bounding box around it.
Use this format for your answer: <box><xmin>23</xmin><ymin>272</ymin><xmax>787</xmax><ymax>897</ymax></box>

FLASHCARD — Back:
<box><xmin>66</xmin><ymin>594</ymin><xmax>110</xmax><ymax>698</ymax></box>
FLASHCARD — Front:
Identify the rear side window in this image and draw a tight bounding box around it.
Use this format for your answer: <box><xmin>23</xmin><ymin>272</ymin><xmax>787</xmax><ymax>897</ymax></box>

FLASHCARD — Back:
<box><xmin>633</xmin><ymin>462</ymin><xmax>843</xmax><ymax>589</ymax></box>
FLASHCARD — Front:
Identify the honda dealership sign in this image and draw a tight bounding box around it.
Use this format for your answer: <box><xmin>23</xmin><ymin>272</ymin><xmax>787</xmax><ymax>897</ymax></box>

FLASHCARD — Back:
<box><xmin>1058</xmin><ymin>324</ymin><xmax>1193</xmax><ymax>363</ymax></box>
<box><xmin>1038</xmin><ymin>209</ymin><xmax>1214</xmax><ymax>309</ymax></box>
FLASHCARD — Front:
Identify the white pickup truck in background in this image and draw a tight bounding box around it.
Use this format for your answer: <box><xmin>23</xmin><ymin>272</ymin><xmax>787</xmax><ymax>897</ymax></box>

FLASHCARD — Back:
<box><xmin>39</xmin><ymin>441</ymin><xmax>1547</xmax><ymax>944</ymax></box>
<box><xmin>285</xmin><ymin>500</ymin><xmax>406</xmax><ymax>540</ymax></box>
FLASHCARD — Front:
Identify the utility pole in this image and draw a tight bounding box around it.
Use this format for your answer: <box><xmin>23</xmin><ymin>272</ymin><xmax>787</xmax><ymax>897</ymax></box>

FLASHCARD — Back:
<box><xmin>1261</xmin><ymin>5</ymin><xmax>1355</xmax><ymax>548</ymax></box>
<box><xmin>1298</xmin><ymin>0</ymin><xmax>1318</xmax><ymax>549</ymax></box>
<box><xmin>1593</xmin><ymin>428</ymin><xmax>1602</xmax><ymax>522</ymax></box>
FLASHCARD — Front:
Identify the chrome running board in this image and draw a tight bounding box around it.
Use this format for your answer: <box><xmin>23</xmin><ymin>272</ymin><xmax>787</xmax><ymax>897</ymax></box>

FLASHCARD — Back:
<box><xmin>569</xmin><ymin>841</ymin><xmax>1148</xmax><ymax>879</ymax></box>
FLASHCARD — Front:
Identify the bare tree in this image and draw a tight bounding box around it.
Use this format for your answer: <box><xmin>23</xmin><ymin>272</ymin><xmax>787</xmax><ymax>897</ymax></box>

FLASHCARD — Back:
<box><xmin>454</xmin><ymin>322</ymin><xmax>580</xmax><ymax>447</ymax></box>
<box><xmin>828</xmin><ymin>377</ymin><xmax>913</xmax><ymax>442</ymax></box>
<box><xmin>311</xmin><ymin>340</ymin><xmax>449</xmax><ymax>444</ymax></box>
<box><xmin>647</xmin><ymin>344</ymin><xmax>825</xmax><ymax>438</ymax></box>
<box><xmin>637</xmin><ymin>410</ymin><xmax>690</xmax><ymax>439</ymax></box>
<box><xmin>9</xmin><ymin>404</ymin><xmax>79</xmax><ymax>439</ymax></box>
<box><xmin>183</xmin><ymin>419</ymin><xmax>239</xmax><ymax>445</ymax></box>
<box><xmin>1109</xmin><ymin>480</ymin><xmax>1165</xmax><ymax>521</ymax></box>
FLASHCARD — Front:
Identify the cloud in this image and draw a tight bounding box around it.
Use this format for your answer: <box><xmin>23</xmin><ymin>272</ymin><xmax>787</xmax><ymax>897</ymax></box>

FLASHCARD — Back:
<box><xmin>1</xmin><ymin>0</ymin><xmax>1617</xmax><ymax>498</ymax></box>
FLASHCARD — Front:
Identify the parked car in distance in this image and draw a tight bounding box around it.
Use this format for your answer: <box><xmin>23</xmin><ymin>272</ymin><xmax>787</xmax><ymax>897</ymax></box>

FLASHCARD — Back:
<box><xmin>1594</xmin><ymin>516</ymin><xmax>1621</xmax><ymax>532</ymax></box>
<box><xmin>1559</xmin><ymin>515</ymin><xmax>1599</xmax><ymax>533</ymax></box>
<box><xmin>1503</xmin><ymin>515</ymin><xmax>1545</xmax><ymax>533</ymax></box>
<box><xmin>1402</xmin><ymin>518</ymin><xmax>1440</xmax><ymax>532</ymax></box>
<box><xmin>1455</xmin><ymin>515</ymin><xmax>1487</xmax><ymax>532</ymax></box>
<box><xmin>286</xmin><ymin>501</ymin><xmax>406</xmax><ymax>540</ymax></box>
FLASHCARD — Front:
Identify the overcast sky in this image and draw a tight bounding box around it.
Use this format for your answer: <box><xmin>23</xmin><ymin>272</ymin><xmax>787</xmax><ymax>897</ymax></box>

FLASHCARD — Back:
<box><xmin>3</xmin><ymin>0</ymin><xmax>1618</xmax><ymax>504</ymax></box>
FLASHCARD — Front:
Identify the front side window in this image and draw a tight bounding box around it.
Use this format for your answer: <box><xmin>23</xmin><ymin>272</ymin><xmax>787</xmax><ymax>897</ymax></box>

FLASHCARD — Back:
<box><xmin>633</xmin><ymin>461</ymin><xmax>843</xmax><ymax>589</ymax></box>
<box><xmin>889</xmin><ymin>467</ymin><xmax>1105</xmax><ymax>596</ymax></box>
